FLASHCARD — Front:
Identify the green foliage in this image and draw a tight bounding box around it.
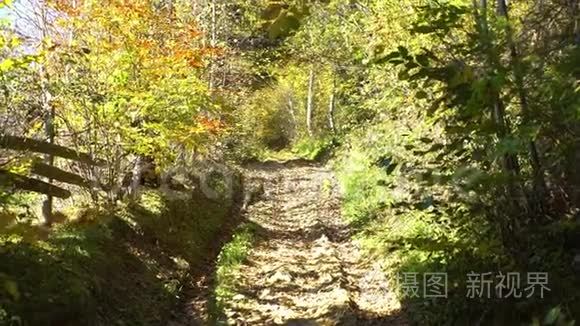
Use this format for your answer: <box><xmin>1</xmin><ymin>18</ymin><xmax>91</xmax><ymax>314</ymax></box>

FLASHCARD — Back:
<box><xmin>327</xmin><ymin>0</ymin><xmax>580</xmax><ymax>323</ymax></box>
<box><xmin>0</xmin><ymin>188</ymin><xmax>236</xmax><ymax>325</ymax></box>
<box><xmin>237</xmin><ymin>85</ymin><xmax>295</xmax><ymax>151</ymax></box>
<box><xmin>290</xmin><ymin>136</ymin><xmax>334</xmax><ymax>161</ymax></box>
<box><xmin>213</xmin><ymin>222</ymin><xmax>258</xmax><ymax>319</ymax></box>
<box><xmin>228</xmin><ymin>60</ymin><xmax>339</xmax><ymax>162</ymax></box>
<box><xmin>2</xmin><ymin>0</ymin><xmax>580</xmax><ymax>324</ymax></box>
<box><xmin>265</xmin><ymin>4</ymin><xmax>303</xmax><ymax>39</ymax></box>
<box><xmin>334</xmin><ymin>117</ymin><xmax>580</xmax><ymax>324</ymax></box>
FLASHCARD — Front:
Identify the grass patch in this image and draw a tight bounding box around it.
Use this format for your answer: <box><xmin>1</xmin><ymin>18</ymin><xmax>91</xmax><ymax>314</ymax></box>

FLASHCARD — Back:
<box><xmin>253</xmin><ymin>136</ymin><xmax>336</xmax><ymax>163</ymax></box>
<box><xmin>290</xmin><ymin>137</ymin><xmax>335</xmax><ymax>161</ymax></box>
<box><xmin>211</xmin><ymin>222</ymin><xmax>258</xmax><ymax>323</ymax></box>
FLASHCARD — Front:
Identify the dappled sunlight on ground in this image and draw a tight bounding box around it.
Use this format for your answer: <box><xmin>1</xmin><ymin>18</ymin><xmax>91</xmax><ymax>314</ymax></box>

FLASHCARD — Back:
<box><xmin>219</xmin><ymin>162</ymin><xmax>407</xmax><ymax>325</ymax></box>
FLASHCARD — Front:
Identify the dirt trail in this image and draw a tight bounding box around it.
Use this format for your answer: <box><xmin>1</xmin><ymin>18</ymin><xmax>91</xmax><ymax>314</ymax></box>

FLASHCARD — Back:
<box><xmin>218</xmin><ymin>161</ymin><xmax>406</xmax><ymax>325</ymax></box>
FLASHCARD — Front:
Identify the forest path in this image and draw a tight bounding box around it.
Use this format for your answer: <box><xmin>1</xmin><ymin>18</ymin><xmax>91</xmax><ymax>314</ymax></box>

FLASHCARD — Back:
<box><xmin>218</xmin><ymin>161</ymin><xmax>407</xmax><ymax>325</ymax></box>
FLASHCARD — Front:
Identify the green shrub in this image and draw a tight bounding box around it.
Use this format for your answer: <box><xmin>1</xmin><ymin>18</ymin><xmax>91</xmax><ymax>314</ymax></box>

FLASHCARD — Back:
<box><xmin>212</xmin><ymin>222</ymin><xmax>258</xmax><ymax>321</ymax></box>
<box><xmin>0</xmin><ymin>188</ymin><xmax>237</xmax><ymax>325</ymax></box>
<box><xmin>334</xmin><ymin>119</ymin><xmax>580</xmax><ymax>324</ymax></box>
<box><xmin>291</xmin><ymin>136</ymin><xmax>335</xmax><ymax>161</ymax></box>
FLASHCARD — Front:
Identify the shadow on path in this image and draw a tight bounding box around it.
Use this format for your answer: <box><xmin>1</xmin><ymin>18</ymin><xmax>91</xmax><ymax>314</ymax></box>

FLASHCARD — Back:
<box><xmin>208</xmin><ymin>161</ymin><xmax>408</xmax><ymax>325</ymax></box>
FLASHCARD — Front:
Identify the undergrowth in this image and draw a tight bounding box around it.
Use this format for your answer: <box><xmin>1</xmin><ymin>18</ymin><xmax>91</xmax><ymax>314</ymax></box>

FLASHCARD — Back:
<box><xmin>212</xmin><ymin>222</ymin><xmax>258</xmax><ymax>323</ymax></box>
<box><xmin>334</xmin><ymin>121</ymin><xmax>580</xmax><ymax>325</ymax></box>
<box><xmin>0</xmin><ymin>188</ymin><xmax>234</xmax><ymax>326</ymax></box>
<box><xmin>243</xmin><ymin>136</ymin><xmax>336</xmax><ymax>163</ymax></box>
<box><xmin>289</xmin><ymin>137</ymin><xmax>335</xmax><ymax>161</ymax></box>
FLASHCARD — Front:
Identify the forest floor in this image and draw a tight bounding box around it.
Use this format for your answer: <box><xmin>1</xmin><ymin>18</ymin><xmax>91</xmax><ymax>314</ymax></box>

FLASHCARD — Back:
<box><xmin>194</xmin><ymin>161</ymin><xmax>409</xmax><ymax>325</ymax></box>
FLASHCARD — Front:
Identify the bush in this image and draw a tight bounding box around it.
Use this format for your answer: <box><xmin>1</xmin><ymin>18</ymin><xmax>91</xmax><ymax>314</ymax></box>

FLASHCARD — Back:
<box><xmin>291</xmin><ymin>136</ymin><xmax>336</xmax><ymax>161</ymax></box>
<box><xmin>0</xmin><ymin>187</ymin><xmax>238</xmax><ymax>325</ymax></box>
<box><xmin>334</xmin><ymin>118</ymin><xmax>580</xmax><ymax>324</ymax></box>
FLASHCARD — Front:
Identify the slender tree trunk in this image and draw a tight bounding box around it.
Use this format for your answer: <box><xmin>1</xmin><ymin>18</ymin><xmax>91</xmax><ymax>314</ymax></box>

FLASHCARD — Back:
<box><xmin>40</xmin><ymin>4</ymin><xmax>54</xmax><ymax>226</ymax></box>
<box><xmin>328</xmin><ymin>78</ymin><xmax>336</xmax><ymax>133</ymax></box>
<box><xmin>167</xmin><ymin>0</ymin><xmax>173</xmax><ymax>14</ymax></box>
<box><xmin>192</xmin><ymin>0</ymin><xmax>200</xmax><ymax>45</ymax></box>
<box><xmin>570</xmin><ymin>0</ymin><xmax>580</xmax><ymax>44</ymax></box>
<box><xmin>475</xmin><ymin>0</ymin><xmax>522</xmax><ymax>178</ymax></box>
<box><xmin>41</xmin><ymin>78</ymin><xmax>54</xmax><ymax>225</ymax></box>
<box><xmin>306</xmin><ymin>66</ymin><xmax>315</xmax><ymax>137</ymax></box>
<box><xmin>160</xmin><ymin>170</ymin><xmax>172</xmax><ymax>193</ymax></box>
<box><xmin>493</xmin><ymin>97</ymin><xmax>520</xmax><ymax>176</ymax></box>
<box><xmin>129</xmin><ymin>156</ymin><xmax>143</xmax><ymax>201</ymax></box>
<box><xmin>472</xmin><ymin>0</ymin><xmax>530</xmax><ymax>256</ymax></box>
<box><xmin>473</xmin><ymin>0</ymin><xmax>526</xmax><ymax>217</ymax></box>
<box><xmin>288</xmin><ymin>95</ymin><xmax>297</xmax><ymax>139</ymax></box>
<box><xmin>208</xmin><ymin>0</ymin><xmax>217</xmax><ymax>91</ymax></box>
<box><xmin>476</xmin><ymin>0</ymin><xmax>520</xmax><ymax>177</ymax></box>
<box><xmin>497</xmin><ymin>0</ymin><xmax>547</xmax><ymax>209</ymax></box>
<box><xmin>111</xmin><ymin>133</ymin><xmax>124</xmax><ymax>204</ymax></box>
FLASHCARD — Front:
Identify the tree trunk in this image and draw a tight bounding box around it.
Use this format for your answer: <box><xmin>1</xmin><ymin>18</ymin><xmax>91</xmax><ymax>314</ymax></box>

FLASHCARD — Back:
<box><xmin>37</xmin><ymin>2</ymin><xmax>54</xmax><ymax>226</ymax></box>
<box><xmin>473</xmin><ymin>0</ymin><xmax>525</xmax><ymax>215</ymax></box>
<box><xmin>129</xmin><ymin>156</ymin><xmax>143</xmax><ymax>201</ymax></box>
<box><xmin>570</xmin><ymin>0</ymin><xmax>580</xmax><ymax>44</ymax></box>
<box><xmin>208</xmin><ymin>0</ymin><xmax>217</xmax><ymax>91</ymax></box>
<box><xmin>328</xmin><ymin>79</ymin><xmax>336</xmax><ymax>133</ymax></box>
<box><xmin>288</xmin><ymin>95</ymin><xmax>297</xmax><ymax>139</ymax></box>
<box><xmin>497</xmin><ymin>0</ymin><xmax>547</xmax><ymax>210</ymax></box>
<box><xmin>306</xmin><ymin>67</ymin><xmax>315</xmax><ymax>137</ymax></box>
<box><xmin>167</xmin><ymin>0</ymin><xmax>173</xmax><ymax>14</ymax></box>
<box><xmin>41</xmin><ymin>87</ymin><xmax>54</xmax><ymax>225</ymax></box>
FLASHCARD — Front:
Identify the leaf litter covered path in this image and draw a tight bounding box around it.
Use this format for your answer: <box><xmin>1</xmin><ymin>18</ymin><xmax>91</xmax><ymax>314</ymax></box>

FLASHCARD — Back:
<box><xmin>221</xmin><ymin>161</ymin><xmax>407</xmax><ymax>325</ymax></box>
